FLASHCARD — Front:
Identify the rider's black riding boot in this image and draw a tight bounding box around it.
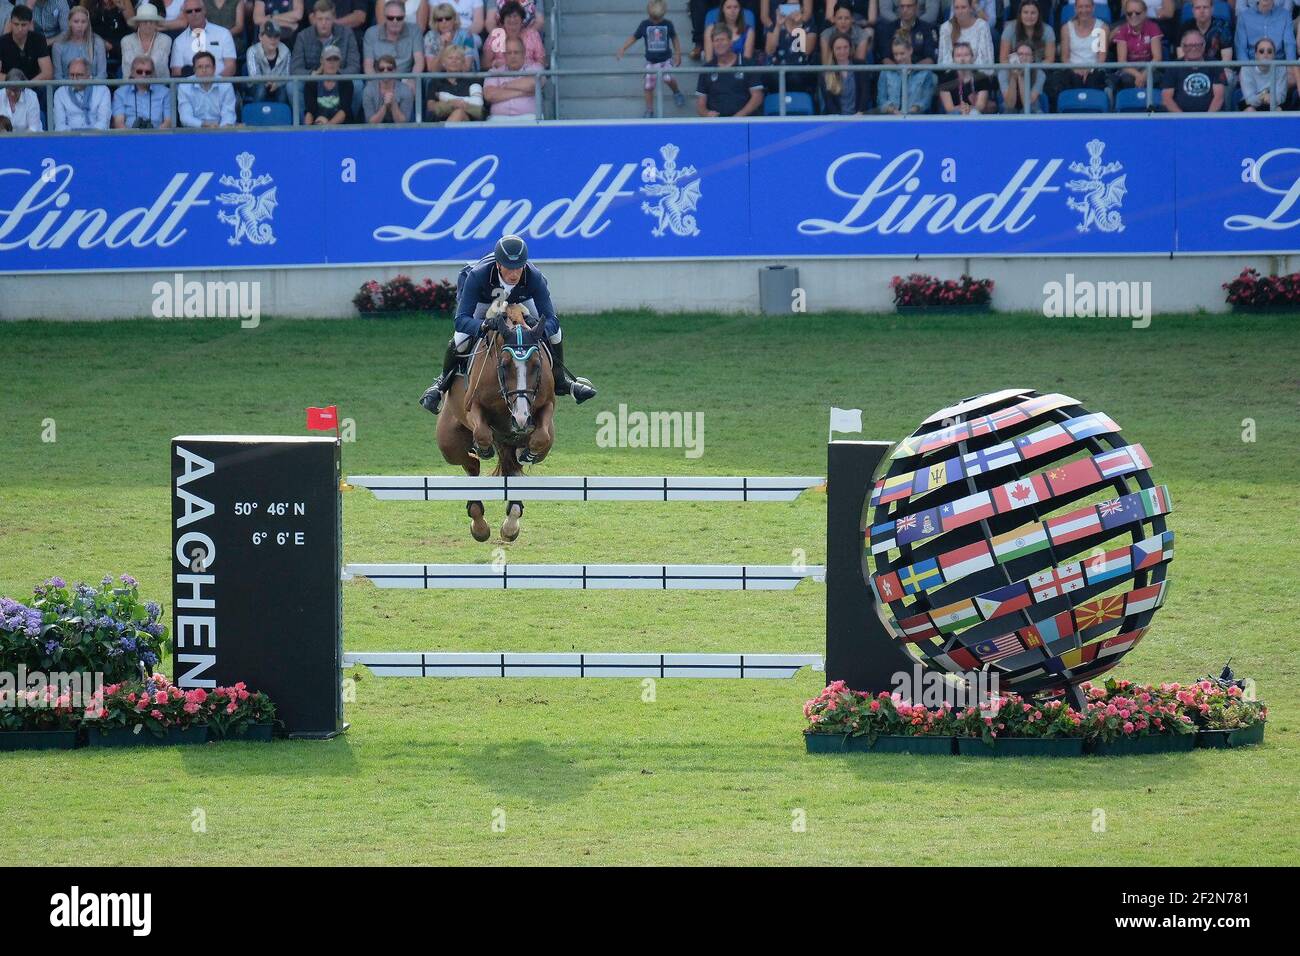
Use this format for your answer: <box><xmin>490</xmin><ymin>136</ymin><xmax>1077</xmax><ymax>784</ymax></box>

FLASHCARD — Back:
<box><xmin>549</xmin><ymin>342</ymin><xmax>596</xmax><ymax>404</ymax></box>
<box><xmin>419</xmin><ymin>341</ymin><xmax>460</xmax><ymax>415</ymax></box>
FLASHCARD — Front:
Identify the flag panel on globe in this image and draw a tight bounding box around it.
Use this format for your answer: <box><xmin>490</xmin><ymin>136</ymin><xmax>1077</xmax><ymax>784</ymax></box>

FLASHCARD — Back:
<box><xmin>1094</xmin><ymin>444</ymin><xmax>1148</xmax><ymax>479</ymax></box>
<box><xmin>1073</xmin><ymin>594</ymin><xmax>1126</xmax><ymax>631</ymax></box>
<box><xmin>974</xmin><ymin>581</ymin><xmax>1033</xmax><ymax>621</ymax></box>
<box><xmin>1140</xmin><ymin>485</ymin><xmax>1170</xmax><ymax>517</ymax></box>
<box><xmin>1083</xmin><ymin>546</ymin><xmax>1133</xmax><ymax>586</ymax></box>
<box><xmin>873</xmin><ymin>571</ymin><xmax>904</xmax><ymax>603</ymax></box>
<box><xmin>1015</xmin><ymin>625</ymin><xmax>1046</xmax><ymax>649</ymax></box>
<box><xmin>937</xmin><ymin>540</ymin><xmax>995</xmax><ymax>581</ymax></box>
<box><xmin>1097</xmin><ymin>627</ymin><xmax>1147</xmax><ymax>657</ymax></box>
<box><xmin>898</xmin><ymin>558</ymin><xmax>943</xmax><ymax>595</ymax></box>
<box><xmin>896</xmin><ymin>507</ymin><xmax>943</xmax><ymax>545</ymax></box>
<box><xmin>1063</xmin><ymin>412</ymin><xmax>1121</xmax><ymax>442</ymax></box>
<box><xmin>939</xmin><ymin>492</ymin><xmax>996</xmax><ymax>532</ymax></box>
<box><xmin>1033</xmin><ymin>609</ymin><xmax>1076</xmax><ymax>644</ymax></box>
<box><xmin>1028</xmin><ymin>561</ymin><xmax>1084</xmax><ymax>601</ymax></box>
<box><xmin>971</xmin><ymin>632</ymin><xmax>1027</xmax><ymax>663</ymax></box>
<box><xmin>877</xmin><ymin>472</ymin><xmax>914</xmax><ymax>505</ymax></box>
<box><xmin>1013</xmin><ymin>424</ymin><xmax>1073</xmax><ymax>461</ymax></box>
<box><xmin>912</xmin><ymin>458</ymin><xmax>962</xmax><ymax>495</ymax></box>
<box><xmin>991</xmin><ymin>474</ymin><xmax>1050</xmax><ymax>512</ymax></box>
<box><xmin>898</xmin><ymin>612</ymin><xmax>940</xmax><ymax>642</ymax></box>
<box><xmin>962</xmin><ymin>442</ymin><xmax>1020</xmax><ymax>476</ymax></box>
<box><xmin>1044</xmin><ymin>457</ymin><xmax>1102</xmax><ymax>497</ymax></box>
<box><xmin>991</xmin><ymin>522</ymin><xmax>1050</xmax><ymax>561</ymax></box>
<box><xmin>930</xmin><ymin>599</ymin><xmax>981</xmax><ymax>635</ymax></box>
<box><xmin>1046</xmin><ymin>506</ymin><xmax>1102</xmax><ymax>545</ymax></box>
<box><xmin>869</xmin><ymin>521</ymin><xmax>897</xmax><ymax>555</ymax></box>
<box><xmin>939</xmin><ymin>647</ymin><xmax>981</xmax><ymax>671</ymax></box>
<box><xmin>1097</xmin><ymin>494</ymin><xmax>1144</xmax><ymax>531</ymax></box>
<box><xmin>1124</xmin><ymin>581</ymin><xmax>1166</xmax><ymax>615</ymax></box>
<box><xmin>1131</xmin><ymin>532</ymin><xmax>1168</xmax><ymax>570</ymax></box>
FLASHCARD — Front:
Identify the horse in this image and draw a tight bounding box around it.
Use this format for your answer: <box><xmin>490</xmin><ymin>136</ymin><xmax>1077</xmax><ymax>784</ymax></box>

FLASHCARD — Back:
<box><xmin>435</xmin><ymin>303</ymin><xmax>556</xmax><ymax>542</ymax></box>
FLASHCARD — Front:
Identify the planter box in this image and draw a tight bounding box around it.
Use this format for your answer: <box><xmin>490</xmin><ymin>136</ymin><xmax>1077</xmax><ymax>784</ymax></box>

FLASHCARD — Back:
<box><xmin>0</xmin><ymin>730</ymin><xmax>79</xmax><ymax>751</ymax></box>
<box><xmin>805</xmin><ymin>733</ymin><xmax>954</xmax><ymax>755</ymax></box>
<box><xmin>214</xmin><ymin>723</ymin><xmax>275</xmax><ymax>743</ymax></box>
<box><xmin>1088</xmin><ymin>733</ymin><xmax>1196</xmax><ymax>756</ymax></box>
<box><xmin>896</xmin><ymin>303</ymin><xmax>992</xmax><ymax>315</ymax></box>
<box><xmin>1196</xmin><ymin>723</ymin><xmax>1265</xmax><ymax>749</ymax></box>
<box><xmin>86</xmin><ymin>725</ymin><xmax>209</xmax><ymax>748</ymax></box>
<box><xmin>957</xmin><ymin>736</ymin><xmax>1085</xmax><ymax>758</ymax></box>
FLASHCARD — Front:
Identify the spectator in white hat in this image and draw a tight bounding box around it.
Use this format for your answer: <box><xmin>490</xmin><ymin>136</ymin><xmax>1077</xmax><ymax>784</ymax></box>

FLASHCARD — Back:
<box><xmin>119</xmin><ymin>3</ymin><xmax>172</xmax><ymax>79</ymax></box>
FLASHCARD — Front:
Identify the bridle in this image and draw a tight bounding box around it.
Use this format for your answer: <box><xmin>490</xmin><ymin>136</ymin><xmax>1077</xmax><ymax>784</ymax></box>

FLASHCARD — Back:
<box><xmin>495</xmin><ymin>323</ymin><xmax>544</xmax><ymax>423</ymax></box>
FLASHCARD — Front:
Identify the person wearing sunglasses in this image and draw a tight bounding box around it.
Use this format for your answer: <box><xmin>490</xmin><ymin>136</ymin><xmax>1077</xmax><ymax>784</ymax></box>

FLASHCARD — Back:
<box><xmin>53</xmin><ymin>55</ymin><xmax>110</xmax><ymax>128</ymax></box>
<box><xmin>372</xmin><ymin>0</ymin><xmax>428</xmax><ymax>34</ymax></box>
<box><xmin>363</xmin><ymin>0</ymin><xmax>423</xmax><ymax>94</ymax></box>
<box><xmin>1112</xmin><ymin>0</ymin><xmax>1163</xmax><ymax>92</ymax></box>
<box><xmin>111</xmin><ymin>52</ymin><xmax>173</xmax><ymax>125</ymax></box>
<box><xmin>363</xmin><ymin>50</ymin><xmax>413</xmax><ymax>120</ymax></box>
<box><xmin>424</xmin><ymin>2</ymin><xmax>480</xmax><ymax>70</ymax></box>
<box><xmin>168</xmin><ymin>0</ymin><xmax>235</xmax><ymax>77</ymax></box>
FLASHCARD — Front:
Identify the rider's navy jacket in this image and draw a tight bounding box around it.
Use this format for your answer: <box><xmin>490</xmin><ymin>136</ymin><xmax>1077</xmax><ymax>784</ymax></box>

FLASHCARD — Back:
<box><xmin>454</xmin><ymin>254</ymin><xmax>558</xmax><ymax>337</ymax></box>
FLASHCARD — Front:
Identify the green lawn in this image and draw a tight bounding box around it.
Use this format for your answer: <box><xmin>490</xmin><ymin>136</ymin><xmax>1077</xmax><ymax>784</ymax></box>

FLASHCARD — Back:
<box><xmin>1</xmin><ymin>312</ymin><xmax>1298</xmax><ymax>865</ymax></box>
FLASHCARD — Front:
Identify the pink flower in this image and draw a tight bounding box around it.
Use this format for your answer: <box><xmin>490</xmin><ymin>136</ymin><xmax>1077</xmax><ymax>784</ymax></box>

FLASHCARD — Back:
<box><xmin>1122</xmin><ymin>721</ymin><xmax>1135</xmax><ymax>734</ymax></box>
<box><xmin>151</xmin><ymin>709</ymin><xmax>163</xmax><ymax>719</ymax></box>
<box><xmin>226</xmin><ymin>702</ymin><xmax>237</xmax><ymax>714</ymax></box>
<box><xmin>869</xmin><ymin>700</ymin><xmax>880</xmax><ymax>712</ymax></box>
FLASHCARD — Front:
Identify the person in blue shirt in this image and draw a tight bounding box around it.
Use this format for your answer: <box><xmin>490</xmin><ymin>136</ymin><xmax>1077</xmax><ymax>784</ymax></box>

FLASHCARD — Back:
<box><xmin>420</xmin><ymin>235</ymin><xmax>597</xmax><ymax>414</ymax></box>
<box><xmin>111</xmin><ymin>54</ymin><xmax>173</xmax><ymax>126</ymax></box>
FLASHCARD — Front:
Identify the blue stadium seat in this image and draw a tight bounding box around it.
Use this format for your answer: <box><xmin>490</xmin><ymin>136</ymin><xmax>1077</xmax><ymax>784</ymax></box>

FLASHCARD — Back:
<box><xmin>763</xmin><ymin>92</ymin><xmax>815</xmax><ymax>116</ymax></box>
<box><xmin>1060</xmin><ymin>3</ymin><xmax>1113</xmax><ymax>25</ymax></box>
<box><xmin>242</xmin><ymin>101</ymin><xmax>292</xmax><ymax>126</ymax></box>
<box><xmin>1181</xmin><ymin>1</ymin><xmax>1232</xmax><ymax>22</ymax></box>
<box><xmin>1057</xmin><ymin>87</ymin><xmax>1110</xmax><ymax>112</ymax></box>
<box><xmin>1114</xmin><ymin>87</ymin><xmax>1152</xmax><ymax>112</ymax></box>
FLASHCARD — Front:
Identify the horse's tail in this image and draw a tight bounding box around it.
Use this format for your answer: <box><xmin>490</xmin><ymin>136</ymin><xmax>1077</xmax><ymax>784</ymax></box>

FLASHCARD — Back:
<box><xmin>492</xmin><ymin>443</ymin><xmax>521</xmax><ymax>478</ymax></box>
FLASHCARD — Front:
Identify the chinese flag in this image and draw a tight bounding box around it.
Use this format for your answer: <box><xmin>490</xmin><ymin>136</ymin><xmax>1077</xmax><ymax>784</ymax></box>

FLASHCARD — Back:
<box><xmin>307</xmin><ymin>405</ymin><xmax>338</xmax><ymax>430</ymax></box>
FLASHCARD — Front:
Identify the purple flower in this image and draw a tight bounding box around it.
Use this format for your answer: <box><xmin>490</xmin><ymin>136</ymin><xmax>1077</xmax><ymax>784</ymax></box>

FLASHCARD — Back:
<box><xmin>141</xmin><ymin>651</ymin><xmax>159</xmax><ymax>667</ymax></box>
<box><xmin>44</xmin><ymin>640</ymin><xmax>59</xmax><ymax>655</ymax></box>
<box><xmin>118</xmin><ymin>636</ymin><xmax>138</xmax><ymax>653</ymax></box>
<box><xmin>144</xmin><ymin>623</ymin><xmax>164</xmax><ymax>638</ymax></box>
<box><xmin>101</xmin><ymin>575</ymin><xmax>114</xmax><ymax>587</ymax></box>
<box><xmin>120</xmin><ymin>574</ymin><xmax>138</xmax><ymax>587</ymax></box>
<box><xmin>145</xmin><ymin>602</ymin><xmax>161</xmax><ymax>622</ymax></box>
<box><xmin>44</xmin><ymin>577</ymin><xmax>66</xmax><ymax>589</ymax></box>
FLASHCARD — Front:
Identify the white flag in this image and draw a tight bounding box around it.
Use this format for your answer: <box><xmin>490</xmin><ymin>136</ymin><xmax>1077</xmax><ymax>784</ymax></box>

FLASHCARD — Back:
<box><xmin>829</xmin><ymin>407</ymin><xmax>863</xmax><ymax>441</ymax></box>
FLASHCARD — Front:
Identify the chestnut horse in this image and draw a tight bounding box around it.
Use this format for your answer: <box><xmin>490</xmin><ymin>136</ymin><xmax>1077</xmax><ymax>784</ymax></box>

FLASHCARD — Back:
<box><xmin>435</xmin><ymin>304</ymin><xmax>556</xmax><ymax>542</ymax></box>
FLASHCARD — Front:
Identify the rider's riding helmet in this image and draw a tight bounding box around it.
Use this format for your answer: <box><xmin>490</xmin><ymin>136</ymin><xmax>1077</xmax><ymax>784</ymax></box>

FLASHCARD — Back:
<box><xmin>494</xmin><ymin>235</ymin><xmax>529</xmax><ymax>270</ymax></box>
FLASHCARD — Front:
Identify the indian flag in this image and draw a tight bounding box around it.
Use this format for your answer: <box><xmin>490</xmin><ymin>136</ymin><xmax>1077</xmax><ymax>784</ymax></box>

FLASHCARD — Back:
<box><xmin>991</xmin><ymin>522</ymin><xmax>1048</xmax><ymax>561</ymax></box>
<box><xmin>931</xmin><ymin>599</ymin><xmax>981</xmax><ymax>635</ymax></box>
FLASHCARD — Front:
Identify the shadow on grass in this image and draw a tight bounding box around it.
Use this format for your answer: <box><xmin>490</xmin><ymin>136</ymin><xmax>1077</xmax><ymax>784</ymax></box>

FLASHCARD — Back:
<box><xmin>454</xmin><ymin>740</ymin><xmax>604</xmax><ymax>804</ymax></box>
<box><xmin>173</xmin><ymin>736</ymin><xmax>361</xmax><ymax>776</ymax></box>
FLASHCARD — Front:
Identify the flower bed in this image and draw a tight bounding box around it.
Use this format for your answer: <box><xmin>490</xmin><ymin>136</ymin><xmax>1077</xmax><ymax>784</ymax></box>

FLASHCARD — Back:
<box><xmin>803</xmin><ymin>675</ymin><xmax>1265</xmax><ymax>757</ymax></box>
<box><xmin>85</xmin><ymin>673</ymin><xmax>277</xmax><ymax>743</ymax></box>
<box><xmin>891</xmin><ymin>273</ymin><xmax>994</xmax><ymax>310</ymax></box>
<box><xmin>354</xmin><ymin>275</ymin><xmax>456</xmax><ymax>317</ymax></box>
<box><xmin>1</xmin><ymin>575</ymin><xmax>166</xmax><ymax>685</ymax></box>
<box><xmin>1223</xmin><ymin>268</ymin><xmax>1300</xmax><ymax>311</ymax></box>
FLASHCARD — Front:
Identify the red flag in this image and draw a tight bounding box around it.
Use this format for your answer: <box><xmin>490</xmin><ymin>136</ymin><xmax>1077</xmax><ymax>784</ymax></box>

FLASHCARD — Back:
<box><xmin>307</xmin><ymin>405</ymin><xmax>338</xmax><ymax>430</ymax></box>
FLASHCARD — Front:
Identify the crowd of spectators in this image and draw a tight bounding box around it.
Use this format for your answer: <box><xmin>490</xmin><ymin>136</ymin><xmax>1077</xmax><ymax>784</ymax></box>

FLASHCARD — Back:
<box><xmin>677</xmin><ymin>0</ymin><xmax>1300</xmax><ymax>113</ymax></box>
<box><xmin>0</xmin><ymin>0</ymin><xmax>544</xmax><ymax>128</ymax></box>
<box><xmin>1</xmin><ymin>0</ymin><xmax>1297</xmax><ymax>130</ymax></box>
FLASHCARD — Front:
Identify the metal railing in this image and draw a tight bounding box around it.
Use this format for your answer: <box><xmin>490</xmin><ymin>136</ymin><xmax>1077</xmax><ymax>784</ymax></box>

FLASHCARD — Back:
<box><xmin>3</xmin><ymin>58</ymin><xmax>1296</xmax><ymax>131</ymax></box>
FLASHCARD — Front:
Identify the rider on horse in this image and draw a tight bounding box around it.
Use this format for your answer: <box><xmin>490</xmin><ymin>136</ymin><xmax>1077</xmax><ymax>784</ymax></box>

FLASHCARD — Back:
<box><xmin>419</xmin><ymin>235</ymin><xmax>597</xmax><ymax>415</ymax></box>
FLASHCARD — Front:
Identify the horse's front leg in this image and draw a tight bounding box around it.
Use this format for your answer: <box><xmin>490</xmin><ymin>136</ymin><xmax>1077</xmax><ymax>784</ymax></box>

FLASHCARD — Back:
<box><xmin>464</xmin><ymin>400</ymin><xmax>495</xmax><ymax>460</ymax></box>
<box><xmin>522</xmin><ymin>401</ymin><xmax>555</xmax><ymax>464</ymax></box>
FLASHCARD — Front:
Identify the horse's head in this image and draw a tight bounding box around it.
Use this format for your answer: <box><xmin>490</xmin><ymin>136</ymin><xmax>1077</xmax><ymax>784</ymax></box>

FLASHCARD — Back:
<box><xmin>496</xmin><ymin>315</ymin><xmax>549</xmax><ymax>433</ymax></box>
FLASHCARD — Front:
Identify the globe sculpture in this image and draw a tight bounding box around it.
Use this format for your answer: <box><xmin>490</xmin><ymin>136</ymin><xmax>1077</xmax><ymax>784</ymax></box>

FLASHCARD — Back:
<box><xmin>864</xmin><ymin>389</ymin><xmax>1173</xmax><ymax>701</ymax></box>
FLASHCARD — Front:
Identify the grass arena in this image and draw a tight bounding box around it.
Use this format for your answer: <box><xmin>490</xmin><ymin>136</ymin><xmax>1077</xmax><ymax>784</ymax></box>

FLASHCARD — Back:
<box><xmin>1</xmin><ymin>310</ymin><xmax>1297</xmax><ymax>867</ymax></box>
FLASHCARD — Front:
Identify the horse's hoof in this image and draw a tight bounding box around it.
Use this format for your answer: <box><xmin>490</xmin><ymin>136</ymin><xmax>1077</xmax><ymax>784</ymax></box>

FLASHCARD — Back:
<box><xmin>473</xmin><ymin>443</ymin><xmax>495</xmax><ymax>460</ymax></box>
<box><xmin>467</xmin><ymin>501</ymin><xmax>491</xmax><ymax>542</ymax></box>
<box><xmin>500</xmin><ymin>502</ymin><xmax>522</xmax><ymax>542</ymax></box>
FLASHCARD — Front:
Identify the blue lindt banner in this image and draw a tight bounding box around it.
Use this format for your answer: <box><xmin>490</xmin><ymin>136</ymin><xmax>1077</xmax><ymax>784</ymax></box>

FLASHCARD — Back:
<box><xmin>1</xmin><ymin>118</ymin><xmax>1296</xmax><ymax>272</ymax></box>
